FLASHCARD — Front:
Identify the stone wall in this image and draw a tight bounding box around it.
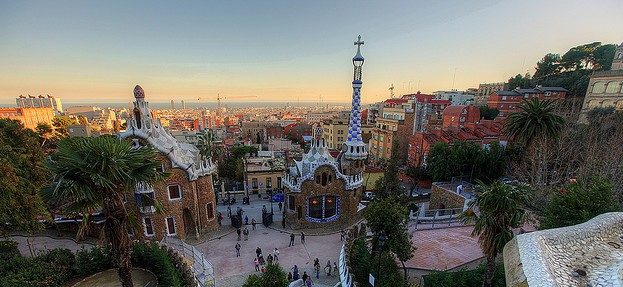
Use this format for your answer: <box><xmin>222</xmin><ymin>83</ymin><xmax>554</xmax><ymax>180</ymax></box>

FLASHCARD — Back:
<box><xmin>503</xmin><ymin>212</ymin><xmax>623</xmax><ymax>287</ymax></box>
<box><xmin>129</xmin><ymin>155</ymin><xmax>218</xmax><ymax>241</ymax></box>
<box><xmin>284</xmin><ymin>165</ymin><xmax>362</xmax><ymax>229</ymax></box>
<box><xmin>428</xmin><ymin>183</ymin><xmax>466</xmax><ymax>210</ymax></box>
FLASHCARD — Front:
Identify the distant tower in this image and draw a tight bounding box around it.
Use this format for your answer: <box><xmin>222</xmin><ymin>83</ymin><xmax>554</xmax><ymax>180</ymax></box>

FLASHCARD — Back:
<box><xmin>389</xmin><ymin>83</ymin><xmax>395</xmax><ymax>98</ymax></box>
<box><xmin>340</xmin><ymin>35</ymin><xmax>369</xmax><ymax>175</ymax></box>
<box><xmin>170</xmin><ymin>100</ymin><xmax>175</xmax><ymax>110</ymax></box>
<box><xmin>181</xmin><ymin>100</ymin><xmax>186</xmax><ymax>109</ymax></box>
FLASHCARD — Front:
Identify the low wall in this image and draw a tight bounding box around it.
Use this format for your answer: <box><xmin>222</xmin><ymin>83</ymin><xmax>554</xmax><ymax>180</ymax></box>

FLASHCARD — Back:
<box><xmin>503</xmin><ymin>212</ymin><xmax>623</xmax><ymax>287</ymax></box>
<box><xmin>429</xmin><ymin>183</ymin><xmax>466</xmax><ymax>210</ymax></box>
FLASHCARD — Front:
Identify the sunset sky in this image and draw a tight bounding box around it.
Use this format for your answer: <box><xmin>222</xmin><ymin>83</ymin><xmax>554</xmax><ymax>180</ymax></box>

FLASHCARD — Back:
<box><xmin>1</xmin><ymin>0</ymin><xmax>622</xmax><ymax>106</ymax></box>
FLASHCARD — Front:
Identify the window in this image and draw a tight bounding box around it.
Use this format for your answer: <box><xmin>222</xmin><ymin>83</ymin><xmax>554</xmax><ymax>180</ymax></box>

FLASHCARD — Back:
<box><xmin>144</xmin><ymin>217</ymin><xmax>154</xmax><ymax>236</ymax></box>
<box><xmin>168</xmin><ymin>185</ymin><xmax>181</xmax><ymax>200</ymax></box>
<box><xmin>307</xmin><ymin>196</ymin><xmax>339</xmax><ymax>222</ymax></box>
<box><xmin>379</xmin><ymin>147</ymin><xmax>383</xmax><ymax>153</ymax></box>
<box><xmin>606</xmin><ymin>82</ymin><xmax>620</xmax><ymax>94</ymax></box>
<box><xmin>288</xmin><ymin>195</ymin><xmax>296</xmax><ymax>211</ymax></box>
<box><xmin>321</xmin><ymin>172</ymin><xmax>327</xmax><ymax>186</ymax></box>
<box><xmin>502</xmin><ymin>96</ymin><xmax>507</xmax><ymax>100</ymax></box>
<box><xmin>380</xmin><ymin>136</ymin><xmax>384</xmax><ymax>142</ymax></box>
<box><xmin>252</xmin><ymin>178</ymin><xmax>258</xmax><ymax>189</ymax></box>
<box><xmin>207</xmin><ymin>203</ymin><xmax>214</xmax><ymax>219</ymax></box>
<box><xmin>165</xmin><ymin>217</ymin><xmax>176</xmax><ymax>235</ymax></box>
<box><xmin>266</xmin><ymin>178</ymin><xmax>272</xmax><ymax>188</ymax></box>
<box><xmin>387</xmin><ymin>138</ymin><xmax>391</xmax><ymax>143</ymax></box>
<box><xmin>135</xmin><ymin>192</ymin><xmax>155</xmax><ymax>214</ymax></box>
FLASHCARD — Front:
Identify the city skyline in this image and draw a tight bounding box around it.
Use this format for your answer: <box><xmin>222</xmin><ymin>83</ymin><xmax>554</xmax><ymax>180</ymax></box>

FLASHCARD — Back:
<box><xmin>1</xmin><ymin>0</ymin><xmax>622</xmax><ymax>105</ymax></box>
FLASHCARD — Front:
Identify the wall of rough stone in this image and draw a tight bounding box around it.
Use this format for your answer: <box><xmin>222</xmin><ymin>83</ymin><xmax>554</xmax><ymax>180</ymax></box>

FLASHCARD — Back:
<box><xmin>504</xmin><ymin>212</ymin><xmax>623</xmax><ymax>287</ymax></box>
<box><xmin>428</xmin><ymin>183</ymin><xmax>465</xmax><ymax>210</ymax></box>
<box><xmin>284</xmin><ymin>165</ymin><xmax>362</xmax><ymax>229</ymax></box>
<box><xmin>129</xmin><ymin>155</ymin><xmax>218</xmax><ymax>241</ymax></box>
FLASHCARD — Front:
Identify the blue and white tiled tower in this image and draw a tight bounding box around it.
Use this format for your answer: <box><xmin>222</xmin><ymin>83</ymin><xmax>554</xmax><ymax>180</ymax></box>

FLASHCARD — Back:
<box><xmin>341</xmin><ymin>35</ymin><xmax>369</xmax><ymax>175</ymax></box>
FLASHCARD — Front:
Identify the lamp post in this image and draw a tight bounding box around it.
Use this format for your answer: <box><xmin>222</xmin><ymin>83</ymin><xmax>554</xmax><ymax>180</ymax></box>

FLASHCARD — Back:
<box><xmin>375</xmin><ymin>233</ymin><xmax>386</xmax><ymax>286</ymax></box>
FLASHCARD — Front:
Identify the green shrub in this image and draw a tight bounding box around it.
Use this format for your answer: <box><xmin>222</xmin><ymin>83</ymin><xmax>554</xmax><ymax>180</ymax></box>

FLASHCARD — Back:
<box><xmin>242</xmin><ymin>263</ymin><xmax>288</xmax><ymax>287</ymax></box>
<box><xmin>131</xmin><ymin>241</ymin><xmax>185</xmax><ymax>286</ymax></box>
<box><xmin>75</xmin><ymin>246</ymin><xmax>113</xmax><ymax>277</ymax></box>
<box><xmin>424</xmin><ymin>263</ymin><xmax>505</xmax><ymax>287</ymax></box>
<box><xmin>0</xmin><ymin>248</ymin><xmax>76</xmax><ymax>287</ymax></box>
<box><xmin>350</xmin><ymin>236</ymin><xmax>372</xmax><ymax>287</ymax></box>
<box><xmin>0</xmin><ymin>240</ymin><xmax>20</xmax><ymax>259</ymax></box>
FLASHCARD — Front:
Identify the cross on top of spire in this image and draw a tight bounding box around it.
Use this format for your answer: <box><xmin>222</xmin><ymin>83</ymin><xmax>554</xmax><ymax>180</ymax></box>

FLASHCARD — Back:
<box><xmin>354</xmin><ymin>35</ymin><xmax>364</xmax><ymax>48</ymax></box>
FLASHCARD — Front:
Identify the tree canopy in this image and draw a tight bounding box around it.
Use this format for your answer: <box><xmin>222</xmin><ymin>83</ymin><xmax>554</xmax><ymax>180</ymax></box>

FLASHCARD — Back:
<box><xmin>0</xmin><ymin>119</ymin><xmax>48</xmax><ymax>235</ymax></box>
<box><xmin>426</xmin><ymin>141</ymin><xmax>507</xmax><ymax>183</ymax></box>
<box><xmin>504</xmin><ymin>98</ymin><xmax>565</xmax><ymax>146</ymax></box>
<box><xmin>539</xmin><ymin>179</ymin><xmax>621</xmax><ymax>230</ymax></box>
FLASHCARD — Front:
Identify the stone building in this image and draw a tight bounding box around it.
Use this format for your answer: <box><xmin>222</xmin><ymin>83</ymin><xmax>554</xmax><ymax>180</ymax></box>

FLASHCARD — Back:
<box><xmin>579</xmin><ymin>42</ymin><xmax>623</xmax><ymax>122</ymax></box>
<box><xmin>119</xmin><ymin>85</ymin><xmax>218</xmax><ymax>240</ymax></box>
<box><xmin>0</xmin><ymin>107</ymin><xmax>55</xmax><ymax>130</ymax></box>
<box><xmin>487</xmin><ymin>86</ymin><xmax>567</xmax><ymax>116</ymax></box>
<box><xmin>282</xmin><ymin>36</ymin><xmax>368</xmax><ymax>229</ymax></box>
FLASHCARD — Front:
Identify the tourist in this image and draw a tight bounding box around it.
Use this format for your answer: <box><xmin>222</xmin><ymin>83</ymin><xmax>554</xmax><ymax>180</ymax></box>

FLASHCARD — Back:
<box><xmin>217</xmin><ymin>212</ymin><xmax>223</xmax><ymax>225</ymax></box>
<box><xmin>262</xmin><ymin>205</ymin><xmax>267</xmax><ymax>214</ymax></box>
<box><xmin>287</xmin><ymin>272</ymin><xmax>293</xmax><ymax>282</ymax></box>
<box><xmin>261</xmin><ymin>266</ymin><xmax>266</xmax><ymax>273</ymax></box>
<box><xmin>256</xmin><ymin>246</ymin><xmax>262</xmax><ymax>258</ymax></box>
<box><xmin>278</xmin><ymin>201</ymin><xmax>282</xmax><ymax>211</ymax></box>
<box><xmin>273</xmin><ymin>248</ymin><xmax>280</xmax><ymax>261</ymax></box>
<box><xmin>254</xmin><ymin>258</ymin><xmax>259</xmax><ymax>271</ymax></box>
<box><xmin>292</xmin><ymin>264</ymin><xmax>299</xmax><ymax>277</ymax></box>
<box><xmin>305</xmin><ymin>276</ymin><xmax>313</xmax><ymax>287</ymax></box>
<box><xmin>289</xmin><ymin>233</ymin><xmax>295</xmax><ymax>246</ymax></box>
<box><xmin>244</xmin><ymin>215</ymin><xmax>249</xmax><ymax>225</ymax></box>
<box><xmin>302</xmin><ymin>271</ymin><xmax>309</xmax><ymax>282</ymax></box>
<box><xmin>282</xmin><ymin>216</ymin><xmax>286</xmax><ymax>228</ymax></box>
<box><xmin>314</xmin><ymin>262</ymin><xmax>320</xmax><ymax>279</ymax></box>
<box><xmin>325</xmin><ymin>260</ymin><xmax>331</xmax><ymax>276</ymax></box>
<box><xmin>267</xmin><ymin>254</ymin><xmax>273</xmax><ymax>264</ymax></box>
<box><xmin>235</xmin><ymin>243</ymin><xmax>241</xmax><ymax>257</ymax></box>
<box><xmin>252</xmin><ymin>218</ymin><xmax>257</xmax><ymax>230</ymax></box>
<box><xmin>243</xmin><ymin>227</ymin><xmax>249</xmax><ymax>241</ymax></box>
<box><xmin>293</xmin><ymin>271</ymin><xmax>300</xmax><ymax>281</ymax></box>
<box><xmin>237</xmin><ymin>228</ymin><xmax>241</xmax><ymax>241</ymax></box>
<box><xmin>259</xmin><ymin>255</ymin><xmax>265</xmax><ymax>265</ymax></box>
<box><xmin>301</xmin><ymin>231</ymin><xmax>306</xmax><ymax>244</ymax></box>
<box><xmin>333</xmin><ymin>262</ymin><xmax>338</xmax><ymax>276</ymax></box>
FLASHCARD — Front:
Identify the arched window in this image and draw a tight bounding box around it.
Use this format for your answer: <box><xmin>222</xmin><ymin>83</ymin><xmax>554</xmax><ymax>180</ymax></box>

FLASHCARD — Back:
<box><xmin>321</xmin><ymin>172</ymin><xmax>328</xmax><ymax>186</ymax></box>
<box><xmin>307</xmin><ymin>196</ymin><xmax>339</xmax><ymax>222</ymax></box>
<box><xmin>591</xmin><ymin>82</ymin><xmax>605</xmax><ymax>93</ymax></box>
<box><xmin>605</xmin><ymin>81</ymin><xmax>620</xmax><ymax>94</ymax></box>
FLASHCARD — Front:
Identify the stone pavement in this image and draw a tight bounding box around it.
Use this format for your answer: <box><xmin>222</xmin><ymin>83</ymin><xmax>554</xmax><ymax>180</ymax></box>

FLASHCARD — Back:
<box><xmin>195</xmin><ymin>222</ymin><xmax>342</xmax><ymax>287</ymax></box>
<box><xmin>405</xmin><ymin>226</ymin><xmax>484</xmax><ymax>271</ymax></box>
<box><xmin>7</xmin><ymin>234</ymin><xmax>94</xmax><ymax>257</ymax></box>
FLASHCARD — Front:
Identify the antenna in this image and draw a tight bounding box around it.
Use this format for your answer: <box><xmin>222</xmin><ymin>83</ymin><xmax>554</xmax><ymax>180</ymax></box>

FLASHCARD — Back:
<box><xmin>451</xmin><ymin>68</ymin><xmax>457</xmax><ymax>90</ymax></box>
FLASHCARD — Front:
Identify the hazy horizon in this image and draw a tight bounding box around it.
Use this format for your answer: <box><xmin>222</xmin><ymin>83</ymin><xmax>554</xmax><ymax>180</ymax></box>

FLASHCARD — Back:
<box><xmin>1</xmin><ymin>0</ymin><xmax>622</xmax><ymax>105</ymax></box>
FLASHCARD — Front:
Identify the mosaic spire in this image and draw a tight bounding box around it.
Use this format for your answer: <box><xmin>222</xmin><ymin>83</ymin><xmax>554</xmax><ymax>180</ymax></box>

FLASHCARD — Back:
<box><xmin>343</xmin><ymin>35</ymin><xmax>369</xmax><ymax>160</ymax></box>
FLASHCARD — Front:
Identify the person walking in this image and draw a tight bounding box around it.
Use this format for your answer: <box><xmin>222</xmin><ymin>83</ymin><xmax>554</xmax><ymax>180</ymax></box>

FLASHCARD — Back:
<box><xmin>282</xmin><ymin>216</ymin><xmax>286</xmax><ymax>228</ymax></box>
<box><xmin>251</xmin><ymin>218</ymin><xmax>257</xmax><ymax>230</ymax></box>
<box><xmin>289</xmin><ymin>233</ymin><xmax>295</xmax><ymax>246</ymax></box>
<box><xmin>314</xmin><ymin>261</ymin><xmax>320</xmax><ymax>279</ymax></box>
<box><xmin>333</xmin><ymin>262</ymin><xmax>338</xmax><ymax>276</ymax></box>
<box><xmin>267</xmin><ymin>254</ymin><xmax>273</xmax><ymax>264</ymax></box>
<box><xmin>254</xmin><ymin>258</ymin><xmax>259</xmax><ymax>271</ymax></box>
<box><xmin>235</xmin><ymin>243</ymin><xmax>241</xmax><ymax>257</ymax></box>
<box><xmin>325</xmin><ymin>260</ymin><xmax>331</xmax><ymax>276</ymax></box>
<box><xmin>301</xmin><ymin>231</ymin><xmax>306</xmax><ymax>244</ymax></box>
<box><xmin>244</xmin><ymin>215</ymin><xmax>249</xmax><ymax>225</ymax></box>
<box><xmin>237</xmin><ymin>228</ymin><xmax>241</xmax><ymax>241</ymax></box>
<box><xmin>305</xmin><ymin>276</ymin><xmax>314</xmax><ymax>287</ymax></box>
<box><xmin>227</xmin><ymin>205</ymin><xmax>232</xmax><ymax>218</ymax></box>
<box><xmin>217</xmin><ymin>212</ymin><xmax>223</xmax><ymax>225</ymax></box>
<box><xmin>302</xmin><ymin>271</ymin><xmax>309</xmax><ymax>282</ymax></box>
<box><xmin>243</xmin><ymin>227</ymin><xmax>249</xmax><ymax>241</ymax></box>
<box><xmin>278</xmin><ymin>201</ymin><xmax>282</xmax><ymax>211</ymax></box>
<box><xmin>292</xmin><ymin>265</ymin><xmax>299</xmax><ymax>277</ymax></box>
<box><xmin>273</xmin><ymin>248</ymin><xmax>279</xmax><ymax>261</ymax></box>
<box><xmin>255</xmin><ymin>247</ymin><xmax>262</xmax><ymax>259</ymax></box>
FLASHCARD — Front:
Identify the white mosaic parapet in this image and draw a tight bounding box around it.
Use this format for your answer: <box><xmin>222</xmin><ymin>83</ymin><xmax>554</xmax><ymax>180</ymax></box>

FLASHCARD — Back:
<box><xmin>504</xmin><ymin>212</ymin><xmax>623</xmax><ymax>287</ymax></box>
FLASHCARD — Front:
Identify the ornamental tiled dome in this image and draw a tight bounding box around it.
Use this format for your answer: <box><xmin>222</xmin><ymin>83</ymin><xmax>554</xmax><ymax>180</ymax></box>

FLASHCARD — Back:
<box><xmin>133</xmin><ymin>85</ymin><xmax>145</xmax><ymax>99</ymax></box>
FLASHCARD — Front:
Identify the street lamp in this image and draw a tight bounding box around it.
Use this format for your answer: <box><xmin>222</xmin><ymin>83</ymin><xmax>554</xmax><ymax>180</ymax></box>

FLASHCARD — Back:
<box><xmin>375</xmin><ymin>233</ymin><xmax>386</xmax><ymax>286</ymax></box>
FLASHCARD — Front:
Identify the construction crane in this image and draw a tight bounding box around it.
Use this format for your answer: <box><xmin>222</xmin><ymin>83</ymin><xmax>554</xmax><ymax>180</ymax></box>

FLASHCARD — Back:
<box><xmin>197</xmin><ymin>94</ymin><xmax>257</xmax><ymax>112</ymax></box>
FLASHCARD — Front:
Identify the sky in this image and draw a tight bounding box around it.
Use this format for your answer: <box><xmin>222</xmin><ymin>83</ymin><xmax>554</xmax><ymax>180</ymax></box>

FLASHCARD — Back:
<box><xmin>0</xmin><ymin>0</ymin><xmax>622</xmax><ymax>106</ymax></box>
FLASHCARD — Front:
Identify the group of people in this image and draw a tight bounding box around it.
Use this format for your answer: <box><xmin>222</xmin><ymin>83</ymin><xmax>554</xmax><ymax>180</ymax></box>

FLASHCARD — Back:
<box><xmin>252</xmin><ymin>247</ymin><xmax>280</xmax><ymax>273</ymax></box>
<box><xmin>287</xmin><ymin>259</ymin><xmax>338</xmax><ymax>287</ymax></box>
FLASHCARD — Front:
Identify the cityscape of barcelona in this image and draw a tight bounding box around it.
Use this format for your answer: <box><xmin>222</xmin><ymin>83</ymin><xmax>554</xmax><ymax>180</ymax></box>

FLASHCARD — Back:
<box><xmin>1</xmin><ymin>1</ymin><xmax>623</xmax><ymax>287</ymax></box>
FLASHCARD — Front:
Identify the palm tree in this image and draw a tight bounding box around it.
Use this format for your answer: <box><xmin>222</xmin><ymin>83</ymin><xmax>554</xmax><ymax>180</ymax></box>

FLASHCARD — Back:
<box><xmin>41</xmin><ymin>136</ymin><xmax>168</xmax><ymax>287</ymax></box>
<box><xmin>197</xmin><ymin>130</ymin><xmax>224</xmax><ymax>162</ymax></box>
<box><xmin>504</xmin><ymin>97</ymin><xmax>565</xmax><ymax>146</ymax></box>
<box><xmin>461</xmin><ymin>180</ymin><xmax>531</xmax><ymax>287</ymax></box>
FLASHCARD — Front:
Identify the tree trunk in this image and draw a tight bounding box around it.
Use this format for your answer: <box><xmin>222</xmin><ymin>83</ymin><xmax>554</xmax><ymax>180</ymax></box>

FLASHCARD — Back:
<box><xmin>401</xmin><ymin>260</ymin><xmax>408</xmax><ymax>283</ymax></box>
<box><xmin>482</xmin><ymin>255</ymin><xmax>496</xmax><ymax>287</ymax></box>
<box><xmin>103</xmin><ymin>190</ymin><xmax>133</xmax><ymax>287</ymax></box>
